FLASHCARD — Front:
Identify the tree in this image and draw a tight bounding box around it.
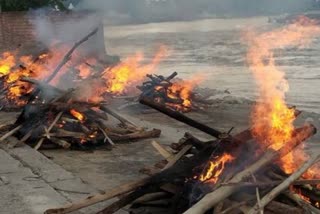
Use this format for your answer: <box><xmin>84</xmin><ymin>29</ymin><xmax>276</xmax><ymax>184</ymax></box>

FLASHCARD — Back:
<box><xmin>0</xmin><ymin>0</ymin><xmax>68</xmax><ymax>11</ymax></box>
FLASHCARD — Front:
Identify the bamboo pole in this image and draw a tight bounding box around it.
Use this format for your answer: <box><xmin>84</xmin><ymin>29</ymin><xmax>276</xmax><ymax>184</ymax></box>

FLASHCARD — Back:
<box><xmin>248</xmin><ymin>153</ymin><xmax>320</xmax><ymax>214</ymax></box>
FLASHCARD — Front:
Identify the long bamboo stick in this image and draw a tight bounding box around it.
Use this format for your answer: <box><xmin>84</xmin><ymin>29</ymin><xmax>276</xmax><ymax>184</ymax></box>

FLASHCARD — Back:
<box><xmin>248</xmin><ymin>153</ymin><xmax>320</xmax><ymax>214</ymax></box>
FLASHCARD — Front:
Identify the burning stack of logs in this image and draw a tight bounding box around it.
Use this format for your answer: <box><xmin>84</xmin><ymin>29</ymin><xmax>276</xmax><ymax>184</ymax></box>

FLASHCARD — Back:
<box><xmin>0</xmin><ymin>28</ymin><xmax>161</xmax><ymax>150</ymax></box>
<box><xmin>137</xmin><ymin>72</ymin><xmax>217</xmax><ymax>112</ymax></box>
<box><xmin>0</xmin><ymin>90</ymin><xmax>161</xmax><ymax>150</ymax></box>
<box><xmin>45</xmin><ymin>97</ymin><xmax>320</xmax><ymax>214</ymax></box>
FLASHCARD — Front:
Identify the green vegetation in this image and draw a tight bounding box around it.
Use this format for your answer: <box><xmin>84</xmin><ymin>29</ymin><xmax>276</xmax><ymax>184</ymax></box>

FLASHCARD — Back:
<box><xmin>0</xmin><ymin>0</ymin><xmax>68</xmax><ymax>11</ymax></box>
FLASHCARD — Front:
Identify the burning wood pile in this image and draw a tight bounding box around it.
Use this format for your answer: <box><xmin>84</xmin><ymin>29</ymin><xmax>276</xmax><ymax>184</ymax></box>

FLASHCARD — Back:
<box><xmin>44</xmin><ymin>17</ymin><xmax>320</xmax><ymax>214</ymax></box>
<box><xmin>44</xmin><ymin>98</ymin><xmax>319</xmax><ymax>214</ymax></box>
<box><xmin>137</xmin><ymin>72</ymin><xmax>217</xmax><ymax>112</ymax></box>
<box><xmin>0</xmin><ymin>28</ymin><xmax>161</xmax><ymax>150</ymax></box>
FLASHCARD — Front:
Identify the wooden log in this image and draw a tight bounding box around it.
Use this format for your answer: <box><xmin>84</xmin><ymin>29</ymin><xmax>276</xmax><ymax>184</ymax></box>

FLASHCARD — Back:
<box><xmin>164</xmin><ymin>145</ymin><xmax>192</xmax><ymax>170</ymax></box>
<box><xmin>249</xmin><ymin>152</ymin><xmax>320</xmax><ymax>214</ymax></box>
<box><xmin>265</xmin><ymin>201</ymin><xmax>304</xmax><ymax>214</ymax></box>
<box><xmin>140</xmin><ymin>97</ymin><xmax>223</xmax><ymax>139</ymax></box>
<box><xmin>34</xmin><ymin>111</ymin><xmax>64</xmax><ymax>150</ymax></box>
<box><xmin>49</xmin><ymin>138</ymin><xmax>71</xmax><ymax>149</ymax></box>
<box><xmin>99</xmin><ymin>105</ymin><xmax>137</xmax><ymax>128</ymax></box>
<box><xmin>108</xmin><ymin>129</ymin><xmax>161</xmax><ymax>142</ymax></box>
<box><xmin>133</xmin><ymin>192</ymin><xmax>168</xmax><ymax>204</ymax></box>
<box><xmin>151</xmin><ymin>140</ymin><xmax>172</xmax><ymax>160</ymax></box>
<box><xmin>285</xmin><ymin>192</ymin><xmax>320</xmax><ymax>214</ymax></box>
<box><xmin>221</xmin><ymin>179</ymin><xmax>320</xmax><ymax>188</ymax></box>
<box><xmin>44</xmin><ymin>178</ymin><xmax>150</xmax><ymax>214</ymax></box>
<box><xmin>183</xmin><ymin>124</ymin><xmax>316</xmax><ymax>214</ymax></box>
<box><xmin>45</xmin><ymin>27</ymin><xmax>99</xmax><ymax>83</ymax></box>
<box><xmin>26</xmin><ymin>28</ymin><xmax>98</xmax><ymax>104</ymax></box>
<box><xmin>0</xmin><ymin>125</ymin><xmax>23</xmax><ymax>143</ymax></box>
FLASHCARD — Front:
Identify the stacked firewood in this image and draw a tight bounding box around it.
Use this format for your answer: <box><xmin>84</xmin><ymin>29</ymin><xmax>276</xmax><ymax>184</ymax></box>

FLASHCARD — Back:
<box><xmin>0</xmin><ymin>81</ymin><xmax>161</xmax><ymax>151</ymax></box>
<box><xmin>0</xmin><ymin>28</ymin><xmax>161</xmax><ymax>151</ymax></box>
<box><xmin>45</xmin><ymin>97</ymin><xmax>320</xmax><ymax>214</ymax></box>
<box><xmin>137</xmin><ymin>72</ymin><xmax>219</xmax><ymax>112</ymax></box>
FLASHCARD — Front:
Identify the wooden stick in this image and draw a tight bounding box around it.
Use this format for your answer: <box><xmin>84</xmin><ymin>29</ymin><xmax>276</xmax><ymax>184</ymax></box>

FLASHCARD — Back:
<box><xmin>285</xmin><ymin>192</ymin><xmax>320</xmax><ymax>214</ymax></box>
<box><xmin>251</xmin><ymin>173</ymin><xmax>263</xmax><ymax>214</ymax></box>
<box><xmin>34</xmin><ymin>111</ymin><xmax>63</xmax><ymax>150</ymax></box>
<box><xmin>133</xmin><ymin>192</ymin><xmax>168</xmax><ymax>204</ymax></box>
<box><xmin>164</xmin><ymin>144</ymin><xmax>192</xmax><ymax>170</ymax></box>
<box><xmin>151</xmin><ymin>140</ymin><xmax>172</xmax><ymax>160</ymax></box>
<box><xmin>221</xmin><ymin>179</ymin><xmax>320</xmax><ymax>188</ymax></box>
<box><xmin>0</xmin><ymin>125</ymin><xmax>23</xmax><ymax>143</ymax></box>
<box><xmin>248</xmin><ymin>153</ymin><xmax>320</xmax><ymax>214</ymax></box>
<box><xmin>44</xmin><ymin>177</ymin><xmax>150</xmax><ymax>214</ymax></box>
<box><xmin>220</xmin><ymin>201</ymin><xmax>252</xmax><ymax>214</ymax></box>
<box><xmin>265</xmin><ymin>201</ymin><xmax>304</xmax><ymax>214</ymax></box>
<box><xmin>45</xmin><ymin>27</ymin><xmax>98</xmax><ymax>83</ymax></box>
<box><xmin>99</xmin><ymin>105</ymin><xmax>137</xmax><ymax>128</ymax></box>
<box><xmin>183</xmin><ymin>124</ymin><xmax>316</xmax><ymax>214</ymax></box>
<box><xmin>140</xmin><ymin>97</ymin><xmax>223</xmax><ymax>139</ymax></box>
<box><xmin>98</xmin><ymin>126</ymin><xmax>115</xmax><ymax>146</ymax></box>
<box><xmin>49</xmin><ymin>138</ymin><xmax>71</xmax><ymax>149</ymax></box>
<box><xmin>108</xmin><ymin>129</ymin><xmax>161</xmax><ymax>142</ymax></box>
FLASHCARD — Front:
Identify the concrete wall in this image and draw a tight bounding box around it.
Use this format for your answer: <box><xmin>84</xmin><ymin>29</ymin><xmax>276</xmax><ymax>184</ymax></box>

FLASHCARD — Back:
<box><xmin>0</xmin><ymin>11</ymin><xmax>106</xmax><ymax>57</ymax></box>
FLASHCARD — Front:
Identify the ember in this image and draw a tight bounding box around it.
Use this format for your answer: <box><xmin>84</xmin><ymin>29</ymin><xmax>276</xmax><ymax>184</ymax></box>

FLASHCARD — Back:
<box><xmin>70</xmin><ymin>109</ymin><xmax>85</xmax><ymax>122</ymax></box>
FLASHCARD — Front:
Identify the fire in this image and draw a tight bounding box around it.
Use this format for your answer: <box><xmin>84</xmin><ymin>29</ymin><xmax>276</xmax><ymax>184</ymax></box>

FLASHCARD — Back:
<box><xmin>199</xmin><ymin>153</ymin><xmax>234</xmax><ymax>184</ymax></box>
<box><xmin>167</xmin><ymin>76</ymin><xmax>203</xmax><ymax>109</ymax></box>
<box><xmin>70</xmin><ymin>109</ymin><xmax>85</xmax><ymax>122</ymax></box>
<box><xmin>103</xmin><ymin>46</ymin><xmax>168</xmax><ymax>95</ymax></box>
<box><xmin>246</xmin><ymin>17</ymin><xmax>320</xmax><ymax>176</ymax></box>
<box><xmin>0</xmin><ymin>52</ymin><xmax>16</xmax><ymax>76</ymax></box>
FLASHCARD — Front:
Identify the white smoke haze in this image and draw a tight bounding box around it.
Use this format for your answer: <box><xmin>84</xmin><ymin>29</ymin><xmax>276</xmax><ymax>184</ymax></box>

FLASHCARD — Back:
<box><xmin>30</xmin><ymin>11</ymin><xmax>103</xmax><ymax>55</ymax></box>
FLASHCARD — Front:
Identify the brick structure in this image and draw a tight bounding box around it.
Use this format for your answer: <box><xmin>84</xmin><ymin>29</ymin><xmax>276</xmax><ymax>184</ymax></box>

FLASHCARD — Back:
<box><xmin>0</xmin><ymin>11</ymin><xmax>106</xmax><ymax>57</ymax></box>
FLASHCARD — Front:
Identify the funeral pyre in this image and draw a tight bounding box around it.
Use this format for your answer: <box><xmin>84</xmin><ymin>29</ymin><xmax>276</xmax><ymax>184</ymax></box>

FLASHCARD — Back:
<box><xmin>137</xmin><ymin>72</ymin><xmax>220</xmax><ymax>112</ymax></box>
<box><xmin>0</xmin><ymin>28</ymin><xmax>163</xmax><ymax>150</ymax></box>
<box><xmin>45</xmin><ymin>17</ymin><xmax>320</xmax><ymax>214</ymax></box>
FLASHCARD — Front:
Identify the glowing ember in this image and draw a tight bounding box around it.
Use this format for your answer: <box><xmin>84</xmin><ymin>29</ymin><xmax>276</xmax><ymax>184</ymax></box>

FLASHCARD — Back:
<box><xmin>199</xmin><ymin>153</ymin><xmax>234</xmax><ymax>183</ymax></box>
<box><xmin>246</xmin><ymin>17</ymin><xmax>320</xmax><ymax>176</ymax></box>
<box><xmin>70</xmin><ymin>109</ymin><xmax>85</xmax><ymax>122</ymax></box>
<box><xmin>103</xmin><ymin>46</ymin><xmax>168</xmax><ymax>95</ymax></box>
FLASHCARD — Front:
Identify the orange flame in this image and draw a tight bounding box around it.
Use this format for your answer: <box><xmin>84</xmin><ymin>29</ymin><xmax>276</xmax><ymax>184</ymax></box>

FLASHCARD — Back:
<box><xmin>166</xmin><ymin>76</ymin><xmax>203</xmax><ymax>110</ymax></box>
<box><xmin>0</xmin><ymin>52</ymin><xmax>16</xmax><ymax>76</ymax></box>
<box><xmin>246</xmin><ymin>17</ymin><xmax>320</xmax><ymax>175</ymax></box>
<box><xmin>199</xmin><ymin>153</ymin><xmax>234</xmax><ymax>183</ymax></box>
<box><xmin>70</xmin><ymin>109</ymin><xmax>85</xmax><ymax>122</ymax></box>
<box><xmin>103</xmin><ymin>46</ymin><xmax>168</xmax><ymax>95</ymax></box>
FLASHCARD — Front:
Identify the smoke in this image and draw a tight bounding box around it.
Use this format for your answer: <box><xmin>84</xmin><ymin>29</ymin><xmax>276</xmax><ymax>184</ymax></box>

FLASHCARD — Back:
<box><xmin>30</xmin><ymin>10</ymin><xmax>102</xmax><ymax>54</ymax></box>
<box><xmin>73</xmin><ymin>0</ymin><xmax>316</xmax><ymax>23</ymax></box>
